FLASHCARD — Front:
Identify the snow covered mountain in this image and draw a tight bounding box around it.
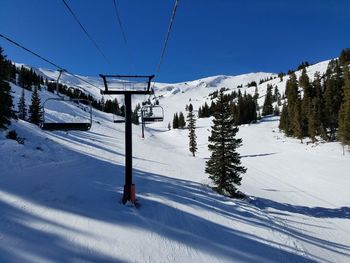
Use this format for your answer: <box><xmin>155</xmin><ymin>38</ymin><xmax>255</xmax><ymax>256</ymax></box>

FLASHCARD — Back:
<box><xmin>1</xmin><ymin>59</ymin><xmax>349</xmax><ymax>263</ymax></box>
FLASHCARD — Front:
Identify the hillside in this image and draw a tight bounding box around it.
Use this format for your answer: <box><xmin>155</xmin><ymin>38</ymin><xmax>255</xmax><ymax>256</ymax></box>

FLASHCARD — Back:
<box><xmin>1</xmin><ymin>60</ymin><xmax>350</xmax><ymax>263</ymax></box>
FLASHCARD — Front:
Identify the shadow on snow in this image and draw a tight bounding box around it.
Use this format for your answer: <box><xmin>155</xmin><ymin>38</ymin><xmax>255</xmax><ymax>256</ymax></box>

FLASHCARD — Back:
<box><xmin>1</xmin><ymin>129</ymin><xmax>347</xmax><ymax>262</ymax></box>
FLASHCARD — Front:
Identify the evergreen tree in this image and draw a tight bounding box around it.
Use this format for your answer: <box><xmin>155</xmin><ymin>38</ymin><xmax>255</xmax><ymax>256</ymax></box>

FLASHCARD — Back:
<box><xmin>338</xmin><ymin>64</ymin><xmax>350</xmax><ymax>147</ymax></box>
<box><xmin>28</xmin><ymin>86</ymin><xmax>42</xmax><ymax>125</ymax></box>
<box><xmin>178</xmin><ymin>112</ymin><xmax>186</xmax><ymax>128</ymax></box>
<box><xmin>132</xmin><ymin>104</ymin><xmax>140</xmax><ymax>125</ymax></box>
<box><xmin>253</xmin><ymin>86</ymin><xmax>259</xmax><ymax>110</ymax></box>
<box><xmin>187</xmin><ymin>104</ymin><xmax>197</xmax><ymax>156</ymax></box>
<box><xmin>262</xmin><ymin>84</ymin><xmax>273</xmax><ymax>116</ymax></box>
<box><xmin>120</xmin><ymin>105</ymin><xmax>125</xmax><ymax>117</ymax></box>
<box><xmin>292</xmin><ymin>100</ymin><xmax>303</xmax><ymax>143</ymax></box>
<box><xmin>18</xmin><ymin>88</ymin><xmax>27</xmax><ymax>120</ymax></box>
<box><xmin>279</xmin><ymin>102</ymin><xmax>291</xmax><ymax>135</ymax></box>
<box><xmin>284</xmin><ymin>72</ymin><xmax>299</xmax><ymax>135</ymax></box>
<box><xmin>173</xmin><ymin>113</ymin><xmax>179</xmax><ymax>129</ymax></box>
<box><xmin>205</xmin><ymin>90</ymin><xmax>246</xmax><ymax>197</ymax></box>
<box><xmin>308</xmin><ymin>99</ymin><xmax>317</xmax><ymax>143</ymax></box>
<box><xmin>273</xmin><ymin>85</ymin><xmax>281</xmax><ymax>105</ymax></box>
<box><xmin>0</xmin><ymin>47</ymin><xmax>14</xmax><ymax>129</ymax></box>
<box><xmin>198</xmin><ymin>107</ymin><xmax>202</xmax><ymax>118</ymax></box>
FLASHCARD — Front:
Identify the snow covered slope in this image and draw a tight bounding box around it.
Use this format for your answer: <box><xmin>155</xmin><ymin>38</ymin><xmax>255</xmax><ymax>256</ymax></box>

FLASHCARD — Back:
<box><xmin>1</xmin><ymin>60</ymin><xmax>349</xmax><ymax>262</ymax></box>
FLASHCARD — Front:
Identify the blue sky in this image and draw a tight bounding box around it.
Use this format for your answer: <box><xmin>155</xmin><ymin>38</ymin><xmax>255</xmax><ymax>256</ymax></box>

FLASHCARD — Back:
<box><xmin>1</xmin><ymin>0</ymin><xmax>350</xmax><ymax>83</ymax></box>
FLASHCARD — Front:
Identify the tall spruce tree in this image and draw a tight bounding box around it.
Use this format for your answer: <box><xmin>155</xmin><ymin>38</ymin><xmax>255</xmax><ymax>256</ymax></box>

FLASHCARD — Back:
<box><xmin>0</xmin><ymin>47</ymin><xmax>14</xmax><ymax>129</ymax></box>
<box><xmin>173</xmin><ymin>113</ymin><xmax>179</xmax><ymax>129</ymax></box>
<box><xmin>338</xmin><ymin>64</ymin><xmax>350</xmax><ymax>148</ymax></box>
<box><xmin>205</xmin><ymin>90</ymin><xmax>246</xmax><ymax>197</ymax></box>
<box><xmin>29</xmin><ymin>86</ymin><xmax>42</xmax><ymax>125</ymax></box>
<box><xmin>178</xmin><ymin>112</ymin><xmax>186</xmax><ymax>128</ymax></box>
<box><xmin>279</xmin><ymin>102</ymin><xmax>291</xmax><ymax>135</ymax></box>
<box><xmin>187</xmin><ymin>104</ymin><xmax>197</xmax><ymax>156</ymax></box>
<box><xmin>18</xmin><ymin>88</ymin><xmax>27</xmax><ymax>120</ymax></box>
<box><xmin>262</xmin><ymin>84</ymin><xmax>273</xmax><ymax>116</ymax></box>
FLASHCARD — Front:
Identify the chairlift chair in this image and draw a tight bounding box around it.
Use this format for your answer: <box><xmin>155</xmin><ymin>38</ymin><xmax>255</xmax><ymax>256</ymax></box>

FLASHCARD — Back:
<box><xmin>141</xmin><ymin>104</ymin><xmax>164</xmax><ymax>123</ymax></box>
<box><xmin>41</xmin><ymin>70</ymin><xmax>93</xmax><ymax>131</ymax></box>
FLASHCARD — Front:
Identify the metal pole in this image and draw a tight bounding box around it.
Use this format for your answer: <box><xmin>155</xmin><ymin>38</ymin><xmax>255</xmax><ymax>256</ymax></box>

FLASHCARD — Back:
<box><xmin>141</xmin><ymin>109</ymin><xmax>145</xmax><ymax>139</ymax></box>
<box><xmin>123</xmin><ymin>93</ymin><xmax>133</xmax><ymax>203</ymax></box>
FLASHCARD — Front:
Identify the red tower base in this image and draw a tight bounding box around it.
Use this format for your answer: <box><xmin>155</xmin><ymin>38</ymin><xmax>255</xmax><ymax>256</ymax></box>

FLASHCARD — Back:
<box><xmin>122</xmin><ymin>184</ymin><xmax>136</xmax><ymax>204</ymax></box>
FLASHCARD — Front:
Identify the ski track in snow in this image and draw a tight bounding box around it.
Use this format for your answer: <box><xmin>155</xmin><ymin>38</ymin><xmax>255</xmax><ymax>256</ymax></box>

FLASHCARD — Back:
<box><xmin>1</xmin><ymin>63</ymin><xmax>350</xmax><ymax>262</ymax></box>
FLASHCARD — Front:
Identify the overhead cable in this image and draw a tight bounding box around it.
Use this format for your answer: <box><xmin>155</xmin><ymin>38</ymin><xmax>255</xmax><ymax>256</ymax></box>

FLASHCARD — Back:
<box><xmin>154</xmin><ymin>0</ymin><xmax>180</xmax><ymax>79</ymax></box>
<box><xmin>0</xmin><ymin>33</ymin><xmax>100</xmax><ymax>89</ymax></box>
<box><xmin>61</xmin><ymin>0</ymin><xmax>111</xmax><ymax>67</ymax></box>
<box><xmin>112</xmin><ymin>0</ymin><xmax>135</xmax><ymax>70</ymax></box>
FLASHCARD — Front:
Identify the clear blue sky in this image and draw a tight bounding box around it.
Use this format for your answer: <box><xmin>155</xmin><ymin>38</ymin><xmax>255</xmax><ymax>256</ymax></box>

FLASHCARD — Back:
<box><xmin>1</xmin><ymin>0</ymin><xmax>349</xmax><ymax>83</ymax></box>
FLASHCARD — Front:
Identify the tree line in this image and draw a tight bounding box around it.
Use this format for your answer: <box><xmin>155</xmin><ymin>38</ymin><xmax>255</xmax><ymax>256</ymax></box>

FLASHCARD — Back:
<box><xmin>279</xmin><ymin>48</ymin><xmax>350</xmax><ymax>147</ymax></box>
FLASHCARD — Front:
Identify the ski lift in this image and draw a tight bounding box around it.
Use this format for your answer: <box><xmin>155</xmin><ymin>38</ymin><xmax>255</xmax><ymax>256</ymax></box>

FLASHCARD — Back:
<box><xmin>113</xmin><ymin>113</ymin><xmax>125</xmax><ymax>123</ymax></box>
<box><xmin>41</xmin><ymin>70</ymin><xmax>92</xmax><ymax>131</ymax></box>
<box><xmin>141</xmin><ymin>104</ymin><xmax>164</xmax><ymax>123</ymax></box>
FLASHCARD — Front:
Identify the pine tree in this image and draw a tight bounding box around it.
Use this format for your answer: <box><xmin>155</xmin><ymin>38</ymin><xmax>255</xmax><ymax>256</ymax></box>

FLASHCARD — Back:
<box><xmin>293</xmin><ymin>100</ymin><xmax>303</xmax><ymax>143</ymax></box>
<box><xmin>308</xmin><ymin>99</ymin><xmax>317</xmax><ymax>143</ymax></box>
<box><xmin>279</xmin><ymin>102</ymin><xmax>290</xmax><ymax>134</ymax></box>
<box><xmin>198</xmin><ymin>107</ymin><xmax>202</xmax><ymax>118</ymax></box>
<box><xmin>0</xmin><ymin>47</ymin><xmax>14</xmax><ymax>129</ymax></box>
<box><xmin>29</xmin><ymin>86</ymin><xmax>42</xmax><ymax>125</ymax></box>
<box><xmin>205</xmin><ymin>90</ymin><xmax>246</xmax><ymax>197</ymax></box>
<box><xmin>338</xmin><ymin>64</ymin><xmax>350</xmax><ymax>148</ymax></box>
<box><xmin>280</xmin><ymin>72</ymin><xmax>299</xmax><ymax>136</ymax></box>
<box><xmin>178</xmin><ymin>112</ymin><xmax>186</xmax><ymax>128</ymax></box>
<box><xmin>262</xmin><ymin>84</ymin><xmax>273</xmax><ymax>116</ymax></box>
<box><xmin>187</xmin><ymin>104</ymin><xmax>197</xmax><ymax>156</ymax></box>
<box><xmin>18</xmin><ymin>88</ymin><xmax>27</xmax><ymax>120</ymax></box>
<box><xmin>173</xmin><ymin>113</ymin><xmax>179</xmax><ymax>129</ymax></box>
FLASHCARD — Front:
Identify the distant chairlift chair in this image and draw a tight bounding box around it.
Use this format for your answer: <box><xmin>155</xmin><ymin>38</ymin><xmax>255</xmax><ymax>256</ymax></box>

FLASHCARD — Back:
<box><xmin>41</xmin><ymin>70</ymin><xmax>92</xmax><ymax>131</ymax></box>
<box><xmin>141</xmin><ymin>104</ymin><xmax>164</xmax><ymax>123</ymax></box>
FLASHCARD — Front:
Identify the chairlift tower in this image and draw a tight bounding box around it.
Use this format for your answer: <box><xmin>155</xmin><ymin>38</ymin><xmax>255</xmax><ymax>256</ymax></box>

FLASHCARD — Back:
<box><xmin>100</xmin><ymin>74</ymin><xmax>154</xmax><ymax>204</ymax></box>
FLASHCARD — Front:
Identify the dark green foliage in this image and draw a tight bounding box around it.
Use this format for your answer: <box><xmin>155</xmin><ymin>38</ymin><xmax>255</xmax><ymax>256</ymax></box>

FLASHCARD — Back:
<box><xmin>278</xmin><ymin>72</ymin><xmax>285</xmax><ymax>82</ymax></box>
<box><xmin>292</xmin><ymin>100</ymin><xmax>303</xmax><ymax>143</ymax></box>
<box><xmin>18</xmin><ymin>88</ymin><xmax>27</xmax><ymax>120</ymax></box>
<box><xmin>205</xmin><ymin>90</ymin><xmax>246</xmax><ymax>197</ymax></box>
<box><xmin>279</xmin><ymin>102</ymin><xmax>291</xmax><ymax>135</ymax></box>
<box><xmin>178</xmin><ymin>112</ymin><xmax>186</xmax><ymax>128</ymax></box>
<box><xmin>172</xmin><ymin>113</ymin><xmax>179</xmax><ymax>129</ymax></box>
<box><xmin>0</xmin><ymin>47</ymin><xmax>13</xmax><ymax>81</ymax></box>
<box><xmin>246</xmin><ymin>81</ymin><xmax>257</xmax><ymax>88</ymax></box>
<box><xmin>323</xmin><ymin>60</ymin><xmax>343</xmax><ymax>141</ymax></box>
<box><xmin>339</xmin><ymin>48</ymin><xmax>350</xmax><ymax>66</ymax></box>
<box><xmin>0</xmin><ymin>80</ymin><xmax>14</xmax><ymax>129</ymax></box>
<box><xmin>187</xmin><ymin>104</ymin><xmax>197</xmax><ymax>156</ymax></box>
<box><xmin>198</xmin><ymin>102</ymin><xmax>210</xmax><ymax>118</ymax></box>
<box><xmin>17</xmin><ymin>65</ymin><xmax>41</xmax><ymax>91</ymax></box>
<box><xmin>297</xmin><ymin>61</ymin><xmax>310</xmax><ymax>71</ymax></box>
<box><xmin>132</xmin><ymin>104</ymin><xmax>141</xmax><ymax>125</ymax></box>
<box><xmin>338</xmin><ymin>65</ymin><xmax>350</xmax><ymax>146</ymax></box>
<box><xmin>6</xmin><ymin>130</ymin><xmax>24</xmax><ymax>144</ymax></box>
<box><xmin>232</xmin><ymin>92</ymin><xmax>257</xmax><ymax>125</ymax></box>
<box><xmin>262</xmin><ymin>84</ymin><xmax>273</xmax><ymax>116</ymax></box>
<box><xmin>279</xmin><ymin>49</ymin><xmax>350</xmax><ymax>143</ymax></box>
<box><xmin>279</xmin><ymin>72</ymin><xmax>299</xmax><ymax>137</ymax></box>
<box><xmin>273</xmin><ymin>85</ymin><xmax>281</xmax><ymax>105</ymax></box>
<box><xmin>0</xmin><ymin>47</ymin><xmax>14</xmax><ymax>129</ymax></box>
<box><xmin>120</xmin><ymin>105</ymin><xmax>125</xmax><ymax>117</ymax></box>
<box><xmin>29</xmin><ymin>86</ymin><xmax>42</xmax><ymax>125</ymax></box>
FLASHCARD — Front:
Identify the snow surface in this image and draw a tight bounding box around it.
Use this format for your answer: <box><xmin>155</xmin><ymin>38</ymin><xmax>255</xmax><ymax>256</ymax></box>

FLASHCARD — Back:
<box><xmin>1</xmin><ymin>61</ymin><xmax>350</xmax><ymax>262</ymax></box>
